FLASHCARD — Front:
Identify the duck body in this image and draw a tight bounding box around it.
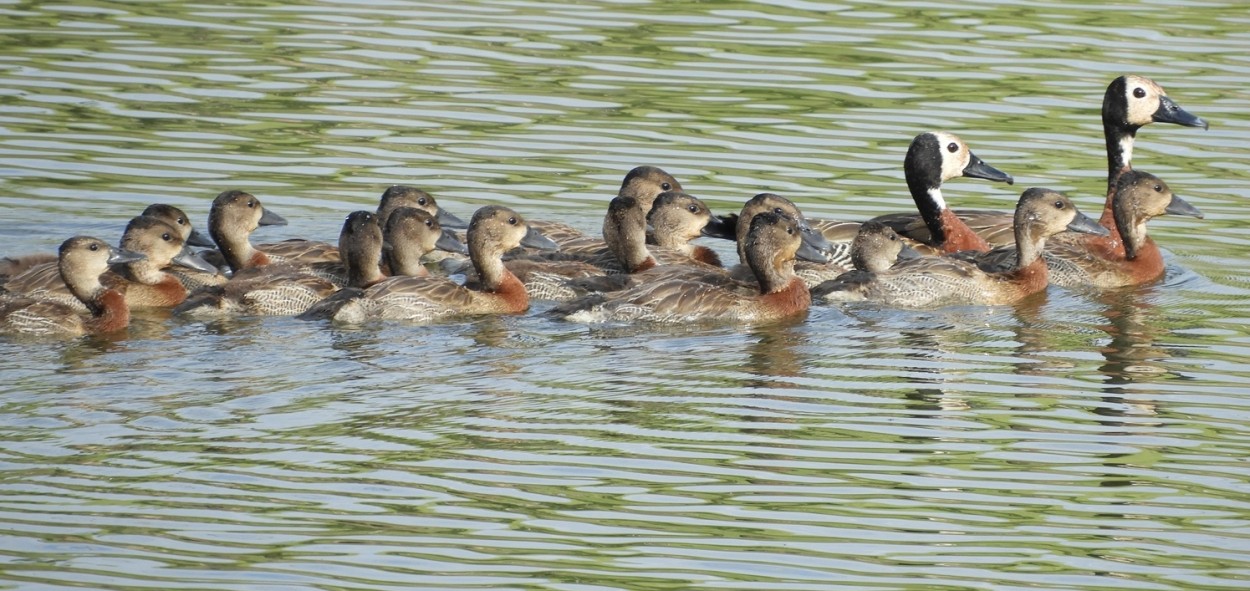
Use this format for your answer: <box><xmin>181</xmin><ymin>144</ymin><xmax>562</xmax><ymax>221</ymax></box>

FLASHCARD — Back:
<box><xmin>0</xmin><ymin>237</ymin><xmax>144</xmax><ymax>337</ymax></box>
<box><xmin>891</xmin><ymin>75</ymin><xmax>1207</xmax><ymax>249</ymax></box>
<box><xmin>1044</xmin><ymin>170</ymin><xmax>1203</xmax><ymax>288</ymax></box>
<box><xmin>554</xmin><ymin>212</ymin><xmax>811</xmax><ymax>324</ymax></box>
<box><xmin>302</xmin><ymin>206</ymin><xmax>555</xmax><ymax>324</ymax></box>
<box><xmin>175</xmin><ymin>210</ymin><xmax>384</xmax><ymax>318</ymax></box>
<box><xmin>2</xmin><ymin>217</ymin><xmax>217</xmax><ymax>311</ymax></box>
<box><xmin>818</xmin><ymin>188</ymin><xmax>1108</xmax><ymax>309</ymax></box>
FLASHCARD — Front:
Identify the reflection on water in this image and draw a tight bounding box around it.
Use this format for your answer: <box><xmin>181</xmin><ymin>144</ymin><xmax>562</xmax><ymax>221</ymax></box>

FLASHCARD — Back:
<box><xmin>2</xmin><ymin>0</ymin><xmax>1250</xmax><ymax>590</ymax></box>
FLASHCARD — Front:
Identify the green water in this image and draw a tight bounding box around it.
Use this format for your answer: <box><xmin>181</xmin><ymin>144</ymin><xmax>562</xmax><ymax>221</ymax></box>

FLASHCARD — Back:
<box><xmin>1</xmin><ymin>1</ymin><xmax>1249</xmax><ymax>590</ymax></box>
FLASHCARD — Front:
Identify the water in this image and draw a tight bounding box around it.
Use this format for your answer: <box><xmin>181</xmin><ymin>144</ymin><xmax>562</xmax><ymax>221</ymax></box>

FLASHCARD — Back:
<box><xmin>2</xmin><ymin>1</ymin><xmax>1249</xmax><ymax>589</ymax></box>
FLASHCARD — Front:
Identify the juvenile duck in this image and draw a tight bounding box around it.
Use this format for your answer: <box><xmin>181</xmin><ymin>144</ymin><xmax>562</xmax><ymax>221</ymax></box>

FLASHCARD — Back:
<box><xmin>552</xmin><ymin>212</ymin><xmax>811</xmax><ymax>324</ymax></box>
<box><xmin>0</xmin><ymin>203</ymin><xmax>211</xmax><ymax>282</ymax></box>
<box><xmin>0</xmin><ymin>237</ymin><xmax>144</xmax><ymax>337</ymax></box>
<box><xmin>1044</xmin><ymin>170</ymin><xmax>1203</xmax><ymax>288</ymax></box>
<box><xmin>817</xmin><ymin>188</ymin><xmax>1107</xmax><ymax>308</ymax></box>
<box><xmin>722</xmin><ymin>193</ymin><xmax>838</xmax><ymax>286</ymax></box>
<box><xmin>175</xmin><ymin>211</ymin><xmax>384</xmax><ymax>318</ymax></box>
<box><xmin>809</xmin><ymin>222</ymin><xmax>919</xmax><ymax>298</ymax></box>
<box><xmin>382</xmin><ymin>207</ymin><xmax>468</xmax><ymax>277</ymax></box>
<box><xmin>376</xmin><ymin>185</ymin><xmax>468</xmax><ymax>230</ymax></box>
<box><xmin>300</xmin><ymin>206</ymin><xmax>557</xmax><ymax>324</ymax></box>
<box><xmin>529</xmin><ymin>165</ymin><xmax>686</xmax><ymax>249</ymax></box>
<box><xmin>2</xmin><ymin>216</ymin><xmax>216</xmax><ymax>310</ymax></box>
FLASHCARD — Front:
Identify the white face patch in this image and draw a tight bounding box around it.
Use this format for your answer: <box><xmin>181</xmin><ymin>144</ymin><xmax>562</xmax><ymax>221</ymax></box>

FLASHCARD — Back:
<box><xmin>932</xmin><ymin>131</ymin><xmax>971</xmax><ymax>182</ymax></box>
<box><xmin>1123</xmin><ymin>74</ymin><xmax>1166</xmax><ymax>127</ymax></box>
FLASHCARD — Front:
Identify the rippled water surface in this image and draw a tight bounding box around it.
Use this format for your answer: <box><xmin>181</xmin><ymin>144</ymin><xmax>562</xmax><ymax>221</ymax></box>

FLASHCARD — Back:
<box><xmin>2</xmin><ymin>1</ymin><xmax>1250</xmax><ymax>589</ymax></box>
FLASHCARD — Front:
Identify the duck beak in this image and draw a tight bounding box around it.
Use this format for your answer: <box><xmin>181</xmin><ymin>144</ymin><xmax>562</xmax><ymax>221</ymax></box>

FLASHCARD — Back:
<box><xmin>436</xmin><ymin>207</ymin><xmax>469</xmax><ymax>230</ymax></box>
<box><xmin>436</xmin><ymin>228</ymin><xmax>469</xmax><ymax>254</ymax></box>
<box><xmin>1154</xmin><ymin>96</ymin><xmax>1209</xmax><ymax>130</ymax></box>
<box><xmin>798</xmin><ymin>218</ymin><xmax>834</xmax><ymax>262</ymax></box>
<box><xmin>963</xmin><ymin>152</ymin><xmax>1014</xmax><ymax>185</ymax></box>
<box><xmin>896</xmin><ymin>244</ymin><xmax>922</xmax><ymax>263</ymax></box>
<box><xmin>171</xmin><ymin>245</ymin><xmax>219</xmax><ymax>273</ymax></box>
<box><xmin>1164</xmin><ymin>193</ymin><xmax>1204</xmax><ymax>218</ymax></box>
<box><xmin>1066</xmin><ymin>210</ymin><xmax>1110</xmax><ymax>235</ymax></box>
<box><xmin>796</xmin><ymin>239</ymin><xmax>830</xmax><ymax>264</ymax></box>
<box><xmin>700</xmin><ymin>213</ymin><xmax>736</xmax><ymax>239</ymax></box>
<box><xmin>258</xmin><ymin>208</ymin><xmax>287</xmax><ymax>227</ymax></box>
<box><xmin>185</xmin><ymin>227</ymin><xmax>215</xmax><ymax>248</ymax></box>
<box><xmin>520</xmin><ymin>226</ymin><xmax>559</xmax><ymax>250</ymax></box>
<box><xmin>107</xmin><ymin>246</ymin><xmax>146</xmax><ymax>265</ymax></box>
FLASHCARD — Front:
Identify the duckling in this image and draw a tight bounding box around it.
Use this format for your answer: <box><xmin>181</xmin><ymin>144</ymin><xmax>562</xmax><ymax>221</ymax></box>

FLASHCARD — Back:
<box><xmin>1043</xmin><ymin>170</ymin><xmax>1203</xmax><ymax>288</ymax></box>
<box><xmin>382</xmin><ymin>207</ymin><xmax>468</xmax><ymax>277</ymax></box>
<box><xmin>174</xmin><ymin>211</ymin><xmax>383</xmax><ymax>318</ymax></box>
<box><xmin>0</xmin><ymin>203</ymin><xmax>211</xmax><ymax>282</ymax></box>
<box><xmin>376</xmin><ymin>185</ymin><xmax>468</xmax><ymax>230</ymax></box>
<box><xmin>816</xmin><ymin>131</ymin><xmax>1013</xmax><ymax>258</ymax></box>
<box><xmin>0</xmin><ymin>237</ymin><xmax>144</xmax><ymax>337</ymax></box>
<box><xmin>300</xmin><ymin>206</ymin><xmax>557</xmax><ymax>324</ymax></box>
<box><xmin>894</xmin><ymin>75</ymin><xmax>1207</xmax><ymax>248</ymax></box>
<box><xmin>552</xmin><ymin>211</ymin><xmax>811</xmax><ymax>324</ymax></box>
<box><xmin>809</xmin><ymin>222</ymin><xmax>919</xmax><ymax>299</ymax></box>
<box><xmin>817</xmin><ymin>188</ymin><xmax>1107</xmax><ymax>308</ymax></box>
<box><xmin>2</xmin><ymin>216</ymin><xmax>217</xmax><ymax>311</ymax></box>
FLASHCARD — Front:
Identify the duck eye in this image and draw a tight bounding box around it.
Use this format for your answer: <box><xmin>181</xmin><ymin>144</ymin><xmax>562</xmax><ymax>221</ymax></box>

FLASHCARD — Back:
<box><xmin>247</xmin><ymin>200</ymin><xmax>256</xmax><ymax>208</ymax></box>
<box><xmin>177</xmin><ymin>217</ymin><xmax>186</xmax><ymax>225</ymax></box>
<box><xmin>947</xmin><ymin>142</ymin><xmax>958</xmax><ymax>153</ymax></box>
<box><xmin>89</xmin><ymin>243</ymin><xmax>99</xmax><ymax>251</ymax></box>
<box><xmin>508</xmin><ymin>217</ymin><xmax>517</xmax><ymax>225</ymax></box>
<box><xmin>1133</xmin><ymin>87</ymin><xmax>1147</xmax><ymax>99</ymax></box>
<box><xmin>773</xmin><ymin>207</ymin><xmax>783</xmax><ymax>215</ymax></box>
<box><xmin>1054</xmin><ymin>200</ymin><xmax>1065</xmax><ymax>209</ymax></box>
<box><xmin>162</xmin><ymin>233</ymin><xmax>172</xmax><ymax>241</ymax></box>
<box><xmin>418</xmin><ymin>197</ymin><xmax>427</xmax><ymax>205</ymax></box>
<box><xmin>661</xmin><ymin>182</ymin><xmax>671</xmax><ymax>191</ymax></box>
<box><xmin>889</xmin><ymin>234</ymin><xmax>896</xmax><ymax>241</ymax></box>
<box><xmin>425</xmin><ymin>219</ymin><xmax>433</xmax><ymax>227</ymax></box>
<box><xmin>1153</xmin><ymin>184</ymin><xmax>1162</xmax><ymax>192</ymax></box>
<box><xmin>687</xmin><ymin>204</ymin><xmax>698</xmax><ymax>213</ymax></box>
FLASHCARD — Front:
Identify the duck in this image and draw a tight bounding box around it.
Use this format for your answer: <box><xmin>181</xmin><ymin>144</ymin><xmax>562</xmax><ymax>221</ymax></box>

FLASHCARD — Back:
<box><xmin>382</xmin><ymin>206</ymin><xmax>469</xmax><ymax>277</ymax></box>
<box><xmin>490</xmin><ymin>191</ymin><xmax>735</xmax><ymax>300</ymax></box>
<box><xmin>0</xmin><ymin>236</ymin><xmax>144</xmax><ymax>337</ymax></box>
<box><xmin>1043</xmin><ymin>170</ymin><xmax>1203</xmax><ymax>288</ymax></box>
<box><xmin>816</xmin><ymin>188</ymin><xmax>1108</xmax><ymax>308</ymax></box>
<box><xmin>551</xmin><ymin>211</ymin><xmax>812</xmax><ymax>324</ymax></box>
<box><xmin>183</xmin><ymin>189</ymin><xmax>288</xmax><ymax>283</ymax></box>
<box><xmin>807</xmin><ymin>131</ymin><xmax>1013</xmax><ymax>263</ymax></box>
<box><xmin>2</xmin><ymin>216</ymin><xmax>218</xmax><ymax>310</ymax></box>
<box><xmin>300</xmin><ymin>206</ymin><xmax>557</xmax><ymax>324</ymax></box>
<box><xmin>887</xmin><ymin>75</ymin><xmax>1207</xmax><ymax>248</ymax></box>
<box><xmin>174</xmin><ymin>210</ymin><xmax>384</xmax><ymax>318</ymax></box>
<box><xmin>525</xmin><ymin>165</ymin><xmax>686</xmax><ymax>249</ymax></box>
<box><xmin>808</xmin><ymin>222</ymin><xmax>919</xmax><ymax>299</ymax></box>
<box><xmin>376</xmin><ymin>184</ymin><xmax>469</xmax><ymax>230</ymax></box>
<box><xmin>0</xmin><ymin>203</ymin><xmax>212</xmax><ymax>283</ymax></box>
<box><xmin>140</xmin><ymin>203</ymin><xmax>215</xmax><ymax>248</ymax></box>
<box><xmin>719</xmin><ymin>193</ymin><xmax>840</xmax><ymax>286</ymax></box>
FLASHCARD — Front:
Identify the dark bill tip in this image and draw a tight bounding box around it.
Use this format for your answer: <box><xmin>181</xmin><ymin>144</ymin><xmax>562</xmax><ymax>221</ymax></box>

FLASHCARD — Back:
<box><xmin>1164</xmin><ymin>194</ymin><xmax>1204</xmax><ymax>219</ymax></box>
<box><xmin>185</xmin><ymin>227</ymin><xmax>215</xmax><ymax>248</ymax></box>
<box><xmin>963</xmin><ymin>152</ymin><xmax>1014</xmax><ymax>185</ymax></box>
<box><xmin>436</xmin><ymin>228</ymin><xmax>470</xmax><ymax>254</ymax></box>
<box><xmin>1154</xmin><ymin>96</ymin><xmax>1209</xmax><ymax>130</ymax></box>
<box><xmin>436</xmin><ymin>207</ymin><xmax>469</xmax><ymax>230</ymax></box>
<box><xmin>1066</xmin><ymin>211</ymin><xmax>1110</xmax><ymax>236</ymax></box>
<box><xmin>700</xmin><ymin>213</ymin><xmax>737</xmax><ymax>240</ymax></box>
<box><xmin>520</xmin><ymin>226</ymin><xmax>559</xmax><ymax>250</ymax></box>
<box><xmin>258</xmin><ymin>208</ymin><xmax>288</xmax><ymax>227</ymax></box>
